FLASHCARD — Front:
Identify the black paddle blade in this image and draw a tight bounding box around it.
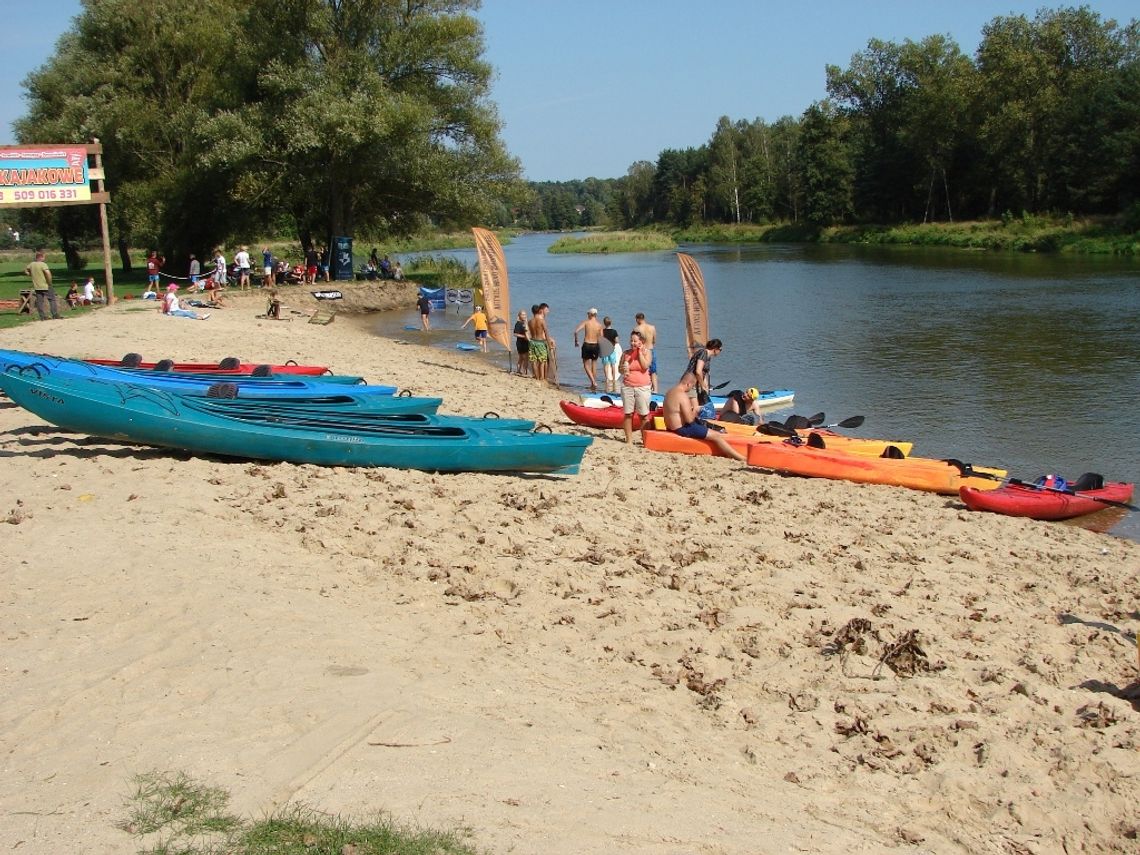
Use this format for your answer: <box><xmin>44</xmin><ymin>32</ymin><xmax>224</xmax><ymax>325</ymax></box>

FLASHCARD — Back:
<box><xmin>785</xmin><ymin>415</ymin><xmax>813</xmax><ymax>430</ymax></box>
<box><xmin>758</xmin><ymin>421</ymin><xmax>795</xmax><ymax>437</ymax></box>
<box><xmin>807</xmin><ymin>412</ymin><xmax>825</xmax><ymax>426</ymax></box>
<box><xmin>836</xmin><ymin>415</ymin><xmax>865</xmax><ymax>429</ymax></box>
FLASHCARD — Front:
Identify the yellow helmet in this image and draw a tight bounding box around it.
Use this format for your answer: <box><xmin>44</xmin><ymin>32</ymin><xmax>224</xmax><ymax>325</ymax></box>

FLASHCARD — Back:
<box><xmin>746</xmin><ymin>387</ymin><xmax>760</xmax><ymax>400</ymax></box>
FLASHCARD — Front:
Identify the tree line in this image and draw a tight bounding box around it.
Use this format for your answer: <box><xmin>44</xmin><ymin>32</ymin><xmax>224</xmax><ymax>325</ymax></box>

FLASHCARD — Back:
<box><xmin>518</xmin><ymin>6</ymin><xmax>1139</xmax><ymax>231</ymax></box>
<box><xmin>15</xmin><ymin>0</ymin><xmax>523</xmax><ymax>269</ymax></box>
<box><xmin>14</xmin><ymin>4</ymin><xmax>1138</xmax><ymax>265</ymax></box>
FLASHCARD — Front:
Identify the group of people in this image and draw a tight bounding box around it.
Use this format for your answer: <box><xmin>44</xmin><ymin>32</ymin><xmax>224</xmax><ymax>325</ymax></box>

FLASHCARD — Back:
<box><xmin>65</xmin><ymin>278</ymin><xmax>104</xmax><ymax>308</ymax></box>
<box><xmin>364</xmin><ymin>249</ymin><xmax>403</xmax><ymax>281</ymax></box>
<box><xmin>511</xmin><ymin>303</ymin><xmax>559</xmax><ymax>381</ymax></box>
<box><xmin>571</xmin><ymin>309</ymin><xmax>659</xmax><ymax>394</ymax></box>
<box><xmin>22</xmin><ymin>250</ymin><xmax>105</xmax><ymax>320</ymax></box>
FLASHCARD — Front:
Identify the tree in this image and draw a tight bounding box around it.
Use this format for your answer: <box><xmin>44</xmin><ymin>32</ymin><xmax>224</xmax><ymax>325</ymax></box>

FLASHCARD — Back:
<box><xmin>975</xmin><ymin>7</ymin><xmax>1137</xmax><ymax>214</ymax></box>
<box><xmin>797</xmin><ymin>102</ymin><xmax>853</xmax><ymax>226</ymax></box>
<box><xmin>208</xmin><ymin>0</ymin><xmax>522</xmax><ymax>248</ymax></box>
<box><xmin>707</xmin><ymin>117</ymin><xmax>742</xmax><ymax>223</ymax></box>
<box><xmin>16</xmin><ymin>0</ymin><xmax>247</xmax><ymax>266</ymax></box>
<box><xmin>17</xmin><ymin>0</ymin><xmax>523</xmax><ymax>260</ymax></box>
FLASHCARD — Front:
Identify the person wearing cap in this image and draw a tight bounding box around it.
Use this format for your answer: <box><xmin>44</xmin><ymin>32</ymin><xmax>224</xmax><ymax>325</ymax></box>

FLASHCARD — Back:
<box><xmin>162</xmin><ymin>283</ymin><xmax>209</xmax><ymax>320</ymax></box>
<box><xmin>572</xmin><ymin>307</ymin><xmax>604</xmax><ymax>392</ymax></box>
<box><xmin>461</xmin><ymin>304</ymin><xmax>490</xmax><ymax>352</ymax></box>
<box><xmin>718</xmin><ymin>387</ymin><xmax>766</xmax><ymax>426</ymax></box>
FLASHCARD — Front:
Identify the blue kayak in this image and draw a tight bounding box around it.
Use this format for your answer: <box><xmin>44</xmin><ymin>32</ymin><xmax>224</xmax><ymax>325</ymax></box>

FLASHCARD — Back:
<box><xmin>0</xmin><ymin>349</ymin><xmax>392</xmax><ymax>399</ymax></box>
<box><xmin>0</xmin><ymin>367</ymin><xmax>591</xmax><ymax>474</ymax></box>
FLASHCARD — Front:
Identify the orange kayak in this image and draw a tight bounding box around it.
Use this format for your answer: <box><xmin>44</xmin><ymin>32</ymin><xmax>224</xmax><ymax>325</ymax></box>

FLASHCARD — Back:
<box><xmin>745</xmin><ymin>441</ymin><xmax>1006</xmax><ymax>494</ymax></box>
<box><xmin>710</xmin><ymin>419</ymin><xmax>914</xmax><ymax>456</ymax></box>
<box><xmin>643</xmin><ymin>424</ymin><xmax>913</xmax><ymax>459</ymax></box>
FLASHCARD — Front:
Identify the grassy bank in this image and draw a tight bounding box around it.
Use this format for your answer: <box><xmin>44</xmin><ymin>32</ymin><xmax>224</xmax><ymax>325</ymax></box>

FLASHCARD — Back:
<box><xmin>673</xmin><ymin>215</ymin><xmax>1140</xmax><ymax>254</ymax></box>
<box><xmin>548</xmin><ymin>231</ymin><xmax>676</xmax><ymax>253</ymax></box>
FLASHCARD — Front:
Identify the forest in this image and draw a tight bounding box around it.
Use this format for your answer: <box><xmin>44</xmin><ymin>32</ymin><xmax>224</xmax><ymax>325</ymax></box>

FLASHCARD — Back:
<box><xmin>7</xmin><ymin>3</ymin><xmax>1138</xmax><ymax>263</ymax></box>
<box><xmin>517</xmin><ymin>7</ymin><xmax>1139</xmax><ymax>234</ymax></box>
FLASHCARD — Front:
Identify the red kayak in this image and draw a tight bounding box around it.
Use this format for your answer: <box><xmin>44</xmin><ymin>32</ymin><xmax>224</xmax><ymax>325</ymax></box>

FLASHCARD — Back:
<box><xmin>560</xmin><ymin>400</ymin><xmax>656</xmax><ymax>430</ymax></box>
<box><xmin>959</xmin><ymin>474</ymin><xmax>1134</xmax><ymax>521</ymax></box>
<box><xmin>86</xmin><ymin>354</ymin><xmax>331</xmax><ymax>376</ymax></box>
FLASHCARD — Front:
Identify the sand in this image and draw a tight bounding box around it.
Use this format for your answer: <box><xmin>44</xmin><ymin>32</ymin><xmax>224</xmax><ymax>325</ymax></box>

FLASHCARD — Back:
<box><xmin>1</xmin><ymin>289</ymin><xmax>1137</xmax><ymax>854</ymax></box>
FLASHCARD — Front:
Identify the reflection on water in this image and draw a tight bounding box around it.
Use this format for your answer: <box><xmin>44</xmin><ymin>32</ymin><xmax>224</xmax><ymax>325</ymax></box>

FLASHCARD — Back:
<box><xmin>373</xmin><ymin>234</ymin><xmax>1140</xmax><ymax>541</ymax></box>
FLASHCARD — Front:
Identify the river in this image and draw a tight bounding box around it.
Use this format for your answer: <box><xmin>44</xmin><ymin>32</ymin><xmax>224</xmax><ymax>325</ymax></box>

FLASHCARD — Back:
<box><xmin>370</xmin><ymin>233</ymin><xmax>1140</xmax><ymax>541</ymax></box>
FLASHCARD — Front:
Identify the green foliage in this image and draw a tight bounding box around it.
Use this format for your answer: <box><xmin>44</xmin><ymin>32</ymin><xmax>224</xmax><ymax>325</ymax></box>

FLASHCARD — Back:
<box><xmin>405</xmin><ymin>255</ymin><xmax>481</xmax><ymax>289</ymax></box>
<box><xmin>547</xmin><ymin>231</ymin><xmax>675</xmax><ymax>253</ymax></box>
<box><xmin>597</xmin><ymin>6</ymin><xmax>1138</xmax><ymax>240</ymax></box>
<box><xmin>16</xmin><ymin>0</ymin><xmax>524</xmax><ymax>264</ymax></box>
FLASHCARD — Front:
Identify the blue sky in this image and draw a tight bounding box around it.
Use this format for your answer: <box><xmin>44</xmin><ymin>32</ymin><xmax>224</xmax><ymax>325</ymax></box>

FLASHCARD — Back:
<box><xmin>3</xmin><ymin>1</ymin><xmax>1137</xmax><ymax>181</ymax></box>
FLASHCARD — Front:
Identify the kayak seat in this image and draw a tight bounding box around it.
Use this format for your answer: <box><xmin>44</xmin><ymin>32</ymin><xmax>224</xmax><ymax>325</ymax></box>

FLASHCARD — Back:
<box><xmin>881</xmin><ymin>445</ymin><xmax>906</xmax><ymax>459</ymax></box>
<box><xmin>121</xmin><ymin>352</ymin><xmax>143</xmax><ymax>368</ymax></box>
<box><xmin>1072</xmin><ymin>472</ymin><xmax>1104</xmax><ymax>492</ymax></box>
<box><xmin>206</xmin><ymin>382</ymin><xmax>239</xmax><ymax>399</ymax></box>
<box><xmin>218</xmin><ymin>357</ymin><xmax>242</xmax><ymax>370</ymax></box>
<box><xmin>154</xmin><ymin>359</ymin><xmax>175</xmax><ymax>371</ymax></box>
<box><xmin>807</xmin><ymin>432</ymin><xmax>826</xmax><ymax>449</ymax></box>
<box><xmin>251</xmin><ymin>364</ymin><xmax>273</xmax><ymax>377</ymax></box>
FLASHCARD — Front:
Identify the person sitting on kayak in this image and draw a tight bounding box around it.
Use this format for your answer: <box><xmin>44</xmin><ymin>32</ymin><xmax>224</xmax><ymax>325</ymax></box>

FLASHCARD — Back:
<box><xmin>662</xmin><ymin>374</ymin><xmax>745</xmax><ymax>462</ymax></box>
<box><xmin>718</xmin><ymin>387</ymin><xmax>765</xmax><ymax>426</ymax></box>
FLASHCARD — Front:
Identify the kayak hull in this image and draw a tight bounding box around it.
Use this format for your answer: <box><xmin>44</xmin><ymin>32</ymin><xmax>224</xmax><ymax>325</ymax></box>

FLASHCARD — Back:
<box><xmin>580</xmin><ymin>388</ymin><xmax>794</xmax><ymax>411</ymax></box>
<box><xmin>959</xmin><ymin>481</ymin><xmax>1133</xmax><ymax>520</ymax></box>
<box><xmin>0</xmin><ymin>369</ymin><xmax>590</xmax><ymax>474</ymax></box>
<box><xmin>745</xmin><ymin>441</ymin><xmax>1005</xmax><ymax>495</ymax></box>
<box><xmin>0</xmin><ymin>350</ymin><xmax>380</xmax><ymax>397</ymax></box>
<box><xmin>86</xmin><ymin>357</ymin><xmax>331</xmax><ymax>375</ymax></box>
<box><xmin>642</xmin><ymin>424</ymin><xmax>914</xmax><ymax>459</ymax></box>
<box><xmin>560</xmin><ymin>400</ymin><xmax>655</xmax><ymax>430</ymax></box>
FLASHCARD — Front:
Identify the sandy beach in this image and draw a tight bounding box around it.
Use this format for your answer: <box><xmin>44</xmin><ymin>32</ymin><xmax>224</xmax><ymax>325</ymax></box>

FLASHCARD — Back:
<box><xmin>1</xmin><ymin>289</ymin><xmax>1137</xmax><ymax>854</ymax></box>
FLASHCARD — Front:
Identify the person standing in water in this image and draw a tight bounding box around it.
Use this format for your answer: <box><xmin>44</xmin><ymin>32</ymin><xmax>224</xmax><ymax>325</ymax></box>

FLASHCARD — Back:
<box><xmin>572</xmin><ymin>307</ymin><xmax>604</xmax><ymax>391</ymax></box>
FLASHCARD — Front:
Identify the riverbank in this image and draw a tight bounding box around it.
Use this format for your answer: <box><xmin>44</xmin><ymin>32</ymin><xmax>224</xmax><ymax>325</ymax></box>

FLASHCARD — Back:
<box><xmin>1</xmin><ymin>294</ymin><xmax>1137</xmax><ymax>854</ymax></box>
<box><xmin>674</xmin><ymin>215</ymin><xmax>1140</xmax><ymax>254</ymax></box>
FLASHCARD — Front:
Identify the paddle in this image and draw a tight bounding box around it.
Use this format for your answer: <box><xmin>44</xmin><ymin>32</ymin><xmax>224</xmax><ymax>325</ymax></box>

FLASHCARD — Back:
<box><xmin>784</xmin><ymin>413</ymin><xmax>864</xmax><ymax>430</ymax></box>
<box><xmin>945</xmin><ymin>461</ymin><xmax>1139</xmax><ymax>511</ymax></box>
<box><xmin>785</xmin><ymin>413</ymin><xmax>825</xmax><ymax>430</ymax></box>
<box><xmin>823</xmin><ymin>415</ymin><xmax>865</xmax><ymax>429</ymax></box>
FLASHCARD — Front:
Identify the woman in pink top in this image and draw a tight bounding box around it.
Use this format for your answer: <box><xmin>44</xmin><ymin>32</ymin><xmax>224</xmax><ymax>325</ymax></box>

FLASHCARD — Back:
<box><xmin>619</xmin><ymin>330</ymin><xmax>653</xmax><ymax>444</ymax></box>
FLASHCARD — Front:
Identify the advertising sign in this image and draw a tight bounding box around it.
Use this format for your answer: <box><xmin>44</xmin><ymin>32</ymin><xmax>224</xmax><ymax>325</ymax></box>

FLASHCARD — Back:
<box><xmin>0</xmin><ymin>146</ymin><xmax>91</xmax><ymax>207</ymax></box>
<box><xmin>332</xmin><ymin>235</ymin><xmax>353</xmax><ymax>280</ymax></box>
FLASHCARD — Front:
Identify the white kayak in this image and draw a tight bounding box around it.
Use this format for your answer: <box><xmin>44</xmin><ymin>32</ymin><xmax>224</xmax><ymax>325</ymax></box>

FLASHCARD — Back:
<box><xmin>581</xmin><ymin>388</ymin><xmax>794</xmax><ymax>411</ymax></box>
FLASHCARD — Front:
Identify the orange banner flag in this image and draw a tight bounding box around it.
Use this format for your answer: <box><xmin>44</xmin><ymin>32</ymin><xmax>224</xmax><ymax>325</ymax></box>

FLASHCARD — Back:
<box><xmin>471</xmin><ymin>227</ymin><xmax>511</xmax><ymax>351</ymax></box>
<box><xmin>677</xmin><ymin>252</ymin><xmax>709</xmax><ymax>350</ymax></box>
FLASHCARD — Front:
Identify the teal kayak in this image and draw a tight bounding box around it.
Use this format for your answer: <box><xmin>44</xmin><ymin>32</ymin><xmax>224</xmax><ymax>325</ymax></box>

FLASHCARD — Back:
<box><xmin>0</xmin><ymin>368</ymin><xmax>590</xmax><ymax>474</ymax></box>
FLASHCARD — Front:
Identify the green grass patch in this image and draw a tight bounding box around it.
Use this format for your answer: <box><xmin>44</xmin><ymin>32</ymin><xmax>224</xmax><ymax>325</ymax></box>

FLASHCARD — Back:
<box><xmin>119</xmin><ymin>771</ymin><xmax>483</xmax><ymax>855</ymax></box>
<box><xmin>547</xmin><ymin>231</ymin><xmax>676</xmax><ymax>253</ymax></box>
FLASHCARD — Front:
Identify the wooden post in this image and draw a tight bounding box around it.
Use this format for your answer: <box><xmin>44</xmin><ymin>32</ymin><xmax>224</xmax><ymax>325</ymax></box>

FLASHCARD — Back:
<box><xmin>91</xmin><ymin>139</ymin><xmax>115</xmax><ymax>304</ymax></box>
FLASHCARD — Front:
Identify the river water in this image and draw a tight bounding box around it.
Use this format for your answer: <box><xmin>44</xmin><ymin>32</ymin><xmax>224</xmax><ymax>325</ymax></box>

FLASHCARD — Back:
<box><xmin>371</xmin><ymin>233</ymin><xmax>1140</xmax><ymax>541</ymax></box>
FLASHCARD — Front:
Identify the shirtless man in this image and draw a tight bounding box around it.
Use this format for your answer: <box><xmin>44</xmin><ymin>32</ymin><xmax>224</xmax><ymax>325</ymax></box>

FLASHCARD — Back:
<box><xmin>633</xmin><ymin>312</ymin><xmax>659</xmax><ymax>392</ymax></box>
<box><xmin>527</xmin><ymin>304</ymin><xmax>551</xmax><ymax>381</ymax></box>
<box><xmin>572</xmin><ymin>307</ymin><xmax>604</xmax><ymax>391</ymax></box>
<box><xmin>663</xmin><ymin>373</ymin><xmax>746</xmax><ymax>462</ymax></box>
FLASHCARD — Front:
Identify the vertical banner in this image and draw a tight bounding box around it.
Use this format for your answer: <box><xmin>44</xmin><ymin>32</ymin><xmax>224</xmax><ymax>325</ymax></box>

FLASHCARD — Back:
<box><xmin>677</xmin><ymin>252</ymin><xmax>709</xmax><ymax>349</ymax></box>
<box><xmin>471</xmin><ymin>227</ymin><xmax>511</xmax><ymax>350</ymax></box>
<box><xmin>332</xmin><ymin>235</ymin><xmax>353</xmax><ymax>280</ymax></box>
